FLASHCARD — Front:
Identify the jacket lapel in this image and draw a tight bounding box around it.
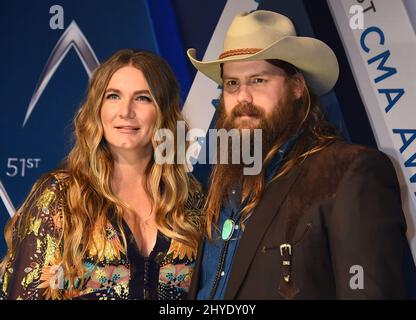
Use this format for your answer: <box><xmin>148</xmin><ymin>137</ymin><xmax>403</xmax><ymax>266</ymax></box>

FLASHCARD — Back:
<box><xmin>224</xmin><ymin>164</ymin><xmax>303</xmax><ymax>299</ymax></box>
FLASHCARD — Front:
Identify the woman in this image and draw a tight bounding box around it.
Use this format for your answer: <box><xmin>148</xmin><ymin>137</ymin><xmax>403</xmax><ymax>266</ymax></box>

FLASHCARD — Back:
<box><xmin>0</xmin><ymin>49</ymin><xmax>204</xmax><ymax>300</ymax></box>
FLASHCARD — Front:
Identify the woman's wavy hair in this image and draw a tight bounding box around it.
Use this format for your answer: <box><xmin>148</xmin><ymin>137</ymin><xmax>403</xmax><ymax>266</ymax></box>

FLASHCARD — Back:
<box><xmin>1</xmin><ymin>49</ymin><xmax>200</xmax><ymax>285</ymax></box>
<box><xmin>205</xmin><ymin>59</ymin><xmax>340</xmax><ymax>239</ymax></box>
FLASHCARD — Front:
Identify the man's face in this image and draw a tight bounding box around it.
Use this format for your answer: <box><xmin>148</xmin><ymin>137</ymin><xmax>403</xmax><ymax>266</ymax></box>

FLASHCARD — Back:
<box><xmin>221</xmin><ymin>60</ymin><xmax>301</xmax><ymax>129</ymax></box>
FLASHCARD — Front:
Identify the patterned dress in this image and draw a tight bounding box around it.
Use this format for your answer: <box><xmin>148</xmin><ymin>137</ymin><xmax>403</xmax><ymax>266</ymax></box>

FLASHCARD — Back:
<box><xmin>0</xmin><ymin>174</ymin><xmax>205</xmax><ymax>300</ymax></box>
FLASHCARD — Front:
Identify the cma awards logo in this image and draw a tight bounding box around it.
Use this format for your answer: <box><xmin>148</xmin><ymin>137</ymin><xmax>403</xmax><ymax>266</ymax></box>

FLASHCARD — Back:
<box><xmin>0</xmin><ymin>18</ymin><xmax>99</xmax><ymax>217</ymax></box>
<box><xmin>23</xmin><ymin>20</ymin><xmax>100</xmax><ymax>127</ymax></box>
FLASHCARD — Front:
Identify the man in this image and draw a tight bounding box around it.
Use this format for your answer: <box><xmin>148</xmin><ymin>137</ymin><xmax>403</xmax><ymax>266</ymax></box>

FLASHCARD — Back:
<box><xmin>186</xmin><ymin>10</ymin><xmax>416</xmax><ymax>299</ymax></box>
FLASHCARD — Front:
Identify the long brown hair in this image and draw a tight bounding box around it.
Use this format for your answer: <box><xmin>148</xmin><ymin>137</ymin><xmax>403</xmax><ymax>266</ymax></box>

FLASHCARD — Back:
<box><xmin>1</xmin><ymin>49</ymin><xmax>200</xmax><ymax>284</ymax></box>
<box><xmin>205</xmin><ymin>59</ymin><xmax>339</xmax><ymax>239</ymax></box>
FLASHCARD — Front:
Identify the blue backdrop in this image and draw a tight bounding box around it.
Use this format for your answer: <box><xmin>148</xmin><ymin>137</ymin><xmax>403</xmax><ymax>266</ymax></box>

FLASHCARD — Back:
<box><xmin>0</xmin><ymin>0</ymin><xmax>373</xmax><ymax>260</ymax></box>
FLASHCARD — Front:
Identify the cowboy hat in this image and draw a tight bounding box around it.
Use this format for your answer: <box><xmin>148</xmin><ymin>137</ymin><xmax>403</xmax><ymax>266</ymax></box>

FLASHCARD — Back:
<box><xmin>187</xmin><ymin>10</ymin><xmax>339</xmax><ymax>95</ymax></box>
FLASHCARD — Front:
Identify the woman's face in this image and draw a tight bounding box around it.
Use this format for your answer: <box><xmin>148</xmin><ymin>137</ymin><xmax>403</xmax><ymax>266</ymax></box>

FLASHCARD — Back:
<box><xmin>100</xmin><ymin>66</ymin><xmax>157</xmax><ymax>157</ymax></box>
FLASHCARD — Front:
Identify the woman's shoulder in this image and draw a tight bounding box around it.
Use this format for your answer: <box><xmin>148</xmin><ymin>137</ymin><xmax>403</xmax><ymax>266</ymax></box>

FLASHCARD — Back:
<box><xmin>3</xmin><ymin>171</ymin><xmax>70</xmax><ymax>273</ymax></box>
<box><xmin>185</xmin><ymin>190</ymin><xmax>205</xmax><ymax>211</ymax></box>
<box><xmin>32</xmin><ymin>170</ymin><xmax>70</xmax><ymax>192</ymax></box>
<box><xmin>183</xmin><ymin>176</ymin><xmax>206</xmax><ymax>232</ymax></box>
<box><xmin>50</xmin><ymin>170</ymin><xmax>71</xmax><ymax>188</ymax></box>
<box><xmin>185</xmin><ymin>175</ymin><xmax>206</xmax><ymax>212</ymax></box>
<box><xmin>16</xmin><ymin>170</ymin><xmax>71</xmax><ymax>224</ymax></box>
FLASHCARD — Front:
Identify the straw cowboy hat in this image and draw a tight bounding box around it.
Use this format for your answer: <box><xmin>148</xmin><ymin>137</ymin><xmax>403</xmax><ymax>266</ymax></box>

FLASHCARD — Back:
<box><xmin>187</xmin><ymin>10</ymin><xmax>339</xmax><ymax>95</ymax></box>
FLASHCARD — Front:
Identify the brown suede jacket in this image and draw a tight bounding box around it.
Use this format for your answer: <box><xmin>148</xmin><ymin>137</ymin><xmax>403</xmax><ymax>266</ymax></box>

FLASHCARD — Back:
<box><xmin>189</xmin><ymin>141</ymin><xmax>416</xmax><ymax>299</ymax></box>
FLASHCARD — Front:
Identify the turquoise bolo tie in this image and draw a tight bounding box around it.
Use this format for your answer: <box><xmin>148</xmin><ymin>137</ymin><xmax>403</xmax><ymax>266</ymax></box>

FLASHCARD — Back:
<box><xmin>222</xmin><ymin>218</ymin><xmax>238</xmax><ymax>241</ymax></box>
<box><xmin>221</xmin><ymin>188</ymin><xmax>243</xmax><ymax>241</ymax></box>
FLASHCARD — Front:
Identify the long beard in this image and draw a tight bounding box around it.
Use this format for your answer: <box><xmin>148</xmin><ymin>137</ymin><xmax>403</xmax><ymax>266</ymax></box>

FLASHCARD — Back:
<box><xmin>209</xmin><ymin>90</ymin><xmax>300</xmax><ymax>205</ymax></box>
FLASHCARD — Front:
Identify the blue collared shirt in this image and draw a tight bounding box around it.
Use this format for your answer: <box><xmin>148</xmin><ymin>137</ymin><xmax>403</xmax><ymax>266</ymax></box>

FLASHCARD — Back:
<box><xmin>197</xmin><ymin>137</ymin><xmax>297</xmax><ymax>300</ymax></box>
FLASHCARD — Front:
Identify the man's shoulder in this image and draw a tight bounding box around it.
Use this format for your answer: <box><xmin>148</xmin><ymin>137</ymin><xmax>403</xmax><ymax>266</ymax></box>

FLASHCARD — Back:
<box><xmin>299</xmin><ymin>140</ymin><xmax>395</xmax><ymax>188</ymax></box>
<box><xmin>307</xmin><ymin>140</ymin><xmax>389</xmax><ymax>169</ymax></box>
<box><xmin>315</xmin><ymin>140</ymin><xmax>379</xmax><ymax>157</ymax></box>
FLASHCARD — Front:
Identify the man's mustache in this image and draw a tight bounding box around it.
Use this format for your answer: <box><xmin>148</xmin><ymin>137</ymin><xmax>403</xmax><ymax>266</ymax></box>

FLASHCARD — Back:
<box><xmin>231</xmin><ymin>103</ymin><xmax>264</xmax><ymax>120</ymax></box>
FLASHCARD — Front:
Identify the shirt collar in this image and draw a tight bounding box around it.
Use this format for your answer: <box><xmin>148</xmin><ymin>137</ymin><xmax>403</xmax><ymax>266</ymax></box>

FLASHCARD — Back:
<box><xmin>225</xmin><ymin>134</ymin><xmax>299</xmax><ymax>211</ymax></box>
<box><xmin>264</xmin><ymin>134</ymin><xmax>299</xmax><ymax>183</ymax></box>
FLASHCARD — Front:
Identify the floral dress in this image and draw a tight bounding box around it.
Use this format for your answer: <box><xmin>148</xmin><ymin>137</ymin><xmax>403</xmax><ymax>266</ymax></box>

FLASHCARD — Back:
<box><xmin>0</xmin><ymin>174</ymin><xmax>205</xmax><ymax>300</ymax></box>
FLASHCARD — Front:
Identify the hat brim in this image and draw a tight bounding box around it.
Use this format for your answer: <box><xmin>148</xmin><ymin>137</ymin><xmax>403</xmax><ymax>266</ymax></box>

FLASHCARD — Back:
<box><xmin>187</xmin><ymin>36</ymin><xmax>339</xmax><ymax>96</ymax></box>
